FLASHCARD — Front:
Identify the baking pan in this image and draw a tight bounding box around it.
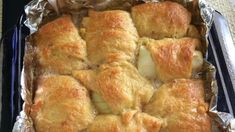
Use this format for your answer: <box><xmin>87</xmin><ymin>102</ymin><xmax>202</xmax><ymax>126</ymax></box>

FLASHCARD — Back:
<box><xmin>207</xmin><ymin>11</ymin><xmax>235</xmax><ymax>116</ymax></box>
<box><xmin>0</xmin><ymin>14</ymin><xmax>29</xmax><ymax>131</ymax></box>
<box><xmin>0</xmin><ymin>11</ymin><xmax>235</xmax><ymax>131</ymax></box>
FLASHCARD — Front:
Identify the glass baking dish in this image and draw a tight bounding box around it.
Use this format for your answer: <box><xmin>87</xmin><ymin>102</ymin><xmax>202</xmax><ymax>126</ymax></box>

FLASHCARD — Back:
<box><xmin>0</xmin><ymin>11</ymin><xmax>234</xmax><ymax>131</ymax></box>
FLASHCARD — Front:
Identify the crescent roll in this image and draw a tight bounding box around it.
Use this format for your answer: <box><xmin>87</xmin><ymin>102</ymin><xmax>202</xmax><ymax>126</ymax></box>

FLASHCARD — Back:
<box><xmin>88</xmin><ymin>111</ymin><xmax>163</xmax><ymax>132</ymax></box>
<box><xmin>73</xmin><ymin>61</ymin><xmax>154</xmax><ymax>114</ymax></box>
<box><xmin>34</xmin><ymin>15</ymin><xmax>87</xmax><ymax>74</ymax></box>
<box><xmin>138</xmin><ymin>37</ymin><xmax>203</xmax><ymax>82</ymax></box>
<box><xmin>131</xmin><ymin>1</ymin><xmax>191</xmax><ymax>39</ymax></box>
<box><xmin>83</xmin><ymin>10</ymin><xmax>138</xmax><ymax>36</ymax></box>
<box><xmin>82</xmin><ymin>10</ymin><xmax>138</xmax><ymax>65</ymax></box>
<box><xmin>34</xmin><ymin>15</ymin><xmax>81</xmax><ymax>47</ymax></box>
<box><xmin>30</xmin><ymin>75</ymin><xmax>96</xmax><ymax>132</ymax></box>
<box><xmin>144</xmin><ymin>79</ymin><xmax>211</xmax><ymax>132</ymax></box>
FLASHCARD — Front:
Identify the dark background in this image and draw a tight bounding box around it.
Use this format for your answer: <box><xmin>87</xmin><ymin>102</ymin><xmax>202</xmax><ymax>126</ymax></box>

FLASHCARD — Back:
<box><xmin>1</xmin><ymin>0</ymin><xmax>29</xmax><ymax>131</ymax></box>
<box><xmin>2</xmin><ymin>0</ymin><xmax>29</xmax><ymax>34</ymax></box>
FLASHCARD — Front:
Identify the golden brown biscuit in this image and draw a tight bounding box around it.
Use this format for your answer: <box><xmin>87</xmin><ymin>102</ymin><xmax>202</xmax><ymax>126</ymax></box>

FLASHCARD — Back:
<box><xmin>37</xmin><ymin>41</ymin><xmax>87</xmax><ymax>74</ymax></box>
<box><xmin>146</xmin><ymin>38</ymin><xmax>201</xmax><ymax>82</ymax></box>
<box><xmin>88</xmin><ymin>112</ymin><xmax>163</xmax><ymax>132</ymax></box>
<box><xmin>144</xmin><ymin>79</ymin><xmax>211</xmax><ymax>132</ymax></box>
<box><xmin>82</xmin><ymin>10</ymin><xmax>138</xmax><ymax>65</ymax></box>
<box><xmin>131</xmin><ymin>1</ymin><xmax>191</xmax><ymax>39</ymax></box>
<box><xmin>34</xmin><ymin>15</ymin><xmax>87</xmax><ymax>74</ymax></box>
<box><xmin>85</xmin><ymin>30</ymin><xmax>137</xmax><ymax>65</ymax></box>
<box><xmin>34</xmin><ymin>15</ymin><xmax>81</xmax><ymax>48</ymax></box>
<box><xmin>82</xmin><ymin>10</ymin><xmax>138</xmax><ymax>36</ymax></box>
<box><xmin>73</xmin><ymin>61</ymin><xmax>154</xmax><ymax>114</ymax></box>
<box><xmin>30</xmin><ymin>75</ymin><xmax>96</xmax><ymax>132</ymax></box>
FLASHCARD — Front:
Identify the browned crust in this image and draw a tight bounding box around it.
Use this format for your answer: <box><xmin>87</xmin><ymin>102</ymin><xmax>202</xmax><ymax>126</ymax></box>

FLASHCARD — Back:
<box><xmin>73</xmin><ymin>61</ymin><xmax>154</xmax><ymax>114</ymax></box>
<box><xmin>82</xmin><ymin>10</ymin><xmax>138</xmax><ymax>65</ymax></box>
<box><xmin>131</xmin><ymin>1</ymin><xmax>191</xmax><ymax>39</ymax></box>
<box><xmin>33</xmin><ymin>15</ymin><xmax>88</xmax><ymax>75</ymax></box>
<box><xmin>147</xmin><ymin>38</ymin><xmax>200</xmax><ymax>82</ymax></box>
<box><xmin>88</xmin><ymin>112</ymin><xmax>163</xmax><ymax>132</ymax></box>
<box><xmin>30</xmin><ymin>75</ymin><xmax>96</xmax><ymax>132</ymax></box>
<box><xmin>144</xmin><ymin>79</ymin><xmax>211</xmax><ymax>132</ymax></box>
<box><xmin>34</xmin><ymin>15</ymin><xmax>81</xmax><ymax>48</ymax></box>
<box><xmin>22</xmin><ymin>1</ymin><xmax>211</xmax><ymax>131</ymax></box>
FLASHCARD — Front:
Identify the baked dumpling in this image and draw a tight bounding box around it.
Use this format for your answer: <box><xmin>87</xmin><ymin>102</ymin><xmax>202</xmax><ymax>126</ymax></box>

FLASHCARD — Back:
<box><xmin>37</xmin><ymin>41</ymin><xmax>87</xmax><ymax>74</ymax></box>
<box><xmin>82</xmin><ymin>10</ymin><xmax>138</xmax><ymax>36</ymax></box>
<box><xmin>131</xmin><ymin>1</ymin><xmax>191</xmax><ymax>39</ymax></box>
<box><xmin>88</xmin><ymin>111</ymin><xmax>163</xmax><ymax>132</ymax></box>
<box><xmin>34</xmin><ymin>15</ymin><xmax>82</xmax><ymax>48</ymax></box>
<box><xmin>82</xmin><ymin>10</ymin><xmax>138</xmax><ymax>65</ymax></box>
<box><xmin>73</xmin><ymin>61</ymin><xmax>154</xmax><ymax>114</ymax></box>
<box><xmin>144</xmin><ymin>79</ymin><xmax>211</xmax><ymax>132</ymax></box>
<box><xmin>34</xmin><ymin>15</ymin><xmax>87</xmax><ymax>74</ymax></box>
<box><xmin>137</xmin><ymin>37</ymin><xmax>203</xmax><ymax>82</ymax></box>
<box><xmin>30</xmin><ymin>75</ymin><xmax>96</xmax><ymax>132</ymax></box>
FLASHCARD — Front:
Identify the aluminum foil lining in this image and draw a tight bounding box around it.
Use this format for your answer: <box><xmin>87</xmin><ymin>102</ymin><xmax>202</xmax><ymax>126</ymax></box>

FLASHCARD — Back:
<box><xmin>13</xmin><ymin>0</ymin><xmax>235</xmax><ymax>131</ymax></box>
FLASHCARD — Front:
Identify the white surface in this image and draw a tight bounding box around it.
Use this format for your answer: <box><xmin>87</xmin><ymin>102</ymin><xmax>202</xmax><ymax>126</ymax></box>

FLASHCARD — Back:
<box><xmin>207</xmin><ymin>0</ymin><xmax>235</xmax><ymax>44</ymax></box>
<box><xmin>230</xmin><ymin>0</ymin><xmax>235</xmax><ymax>5</ymax></box>
<box><xmin>231</xmin><ymin>119</ymin><xmax>235</xmax><ymax>131</ymax></box>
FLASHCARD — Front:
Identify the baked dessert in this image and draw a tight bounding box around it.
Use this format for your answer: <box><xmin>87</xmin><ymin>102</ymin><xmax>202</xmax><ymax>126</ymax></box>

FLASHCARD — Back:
<box><xmin>34</xmin><ymin>15</ymin><xmax>87</xmax><ymax>74</ymax></box>
<box><xmin>30</xmin><ymin>75</ymin><xmax>96</xmax><ymax>132</ymax></box>
<box><xmin>88</xmin><ymin>111</ymin><xmax>163</xmax><ymax>132</ymax></box>
<box><xmin>137</xmin><ymin>37</ymin><xmax>203</xmax><ymax>82</ymax></box>
<box><xmin>131</xmin><ymin>1</ymin><xmax>191</xmax><ymax>39</ymax></box>
<box><xmin>29</xmin><ymin>1</ymin><xmax>211</xmax><ymax>131</ymax></box>
<box><xmin>72</xmin><ymin>61</ymin><xmax>154</xmax><ymax>114</ymax></box>
<box><xmin>144</xmin><ymin>79</ymin><xmax>211</xmax><ymax>132</ymax></box>
<box><xmin>82</xmin><ymin>10</ymin><xmax>138</xmax><ymax>65</ymax></box>
<box><xmin>34</xmin><ymin>15</ymin><xmax>82</xmax><ymax>47</ymax></box>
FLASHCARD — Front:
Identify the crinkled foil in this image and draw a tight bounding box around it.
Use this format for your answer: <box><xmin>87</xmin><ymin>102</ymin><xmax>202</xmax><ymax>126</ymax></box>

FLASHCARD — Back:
<box><xmin>12</xmin><ymin>0</ymin><xmax>235</xmax><ymax>131</ymax></box>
